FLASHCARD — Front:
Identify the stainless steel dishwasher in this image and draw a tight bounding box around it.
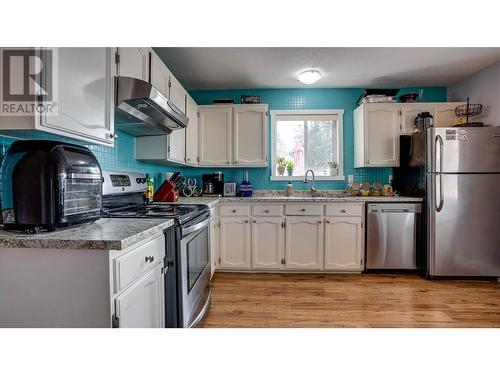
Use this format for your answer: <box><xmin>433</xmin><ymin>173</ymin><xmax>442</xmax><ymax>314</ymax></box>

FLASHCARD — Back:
<box><xmin>366</xmin><ymin>203</ymin><xmax>421</xmax><ymax>270</ymax></box>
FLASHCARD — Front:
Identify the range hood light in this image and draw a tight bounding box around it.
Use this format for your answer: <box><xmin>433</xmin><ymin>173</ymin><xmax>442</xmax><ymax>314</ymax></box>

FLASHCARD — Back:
<box><xmin>297</xmin><ymin>69</ymin><xmax>322</xmax><ymax>85</ymax></box>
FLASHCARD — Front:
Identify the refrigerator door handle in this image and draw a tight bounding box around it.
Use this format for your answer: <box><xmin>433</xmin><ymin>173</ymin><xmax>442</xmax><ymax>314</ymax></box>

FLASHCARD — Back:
<box><xmin>435</xmin><ymin>135</ymin><xmax>444</xmax><ymax>212</ymax></box>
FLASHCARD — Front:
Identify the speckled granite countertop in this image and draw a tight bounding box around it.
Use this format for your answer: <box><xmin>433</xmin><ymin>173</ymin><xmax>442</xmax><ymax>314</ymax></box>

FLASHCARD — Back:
<box><xmin>0</xmin><ymin>218</ymin><xmax>175</xmax><ymax>250</ymax></box>
<box><xmin>176</xmin><ymin>195</ymin><xmax>422</xmax><ymax>207</ymax></box>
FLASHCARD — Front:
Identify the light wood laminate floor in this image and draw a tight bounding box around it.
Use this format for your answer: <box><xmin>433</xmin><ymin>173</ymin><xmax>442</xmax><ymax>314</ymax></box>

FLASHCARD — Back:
<box><xmin>200</xmin><ymin>273</ymin><xmax>500</xmax><ymax>328</ymax></box>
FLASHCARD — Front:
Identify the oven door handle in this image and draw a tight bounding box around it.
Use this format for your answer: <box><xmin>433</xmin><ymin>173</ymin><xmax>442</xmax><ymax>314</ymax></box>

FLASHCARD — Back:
<box><xmin>182</xmin><ymin>217</ymin><xmax>210</xmax><ymax>236</ymax></box>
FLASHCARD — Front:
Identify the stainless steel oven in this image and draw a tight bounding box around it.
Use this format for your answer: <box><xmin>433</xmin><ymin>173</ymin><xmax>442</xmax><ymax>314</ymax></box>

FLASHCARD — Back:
<box><xmin>179</xmin><ymin>212</ymin><xmax>211</xmax><ymax>327</ymax></box>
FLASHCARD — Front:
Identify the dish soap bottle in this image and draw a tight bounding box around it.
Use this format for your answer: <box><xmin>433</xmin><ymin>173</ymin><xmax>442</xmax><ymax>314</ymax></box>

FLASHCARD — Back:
<box><xmin>286</xmin><ymin>180</ymin><xmax>294</xmax><ymax>197</ymax></box>
<box><xmin>239</xmin><ymin>170</ymin><xmax>253</xmax><ymax>197</ymax></box>
<box><xmin>146</xmin><ymin>174</ymin><xmax>154</xmax><ymax>203</ymax></box>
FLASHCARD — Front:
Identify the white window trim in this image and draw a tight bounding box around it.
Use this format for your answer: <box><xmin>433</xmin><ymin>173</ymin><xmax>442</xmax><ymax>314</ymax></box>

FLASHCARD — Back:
<box><xmin>270</xmin><ymin>109</ymin><xmax>345</xmax><ymax>181</ymax></box>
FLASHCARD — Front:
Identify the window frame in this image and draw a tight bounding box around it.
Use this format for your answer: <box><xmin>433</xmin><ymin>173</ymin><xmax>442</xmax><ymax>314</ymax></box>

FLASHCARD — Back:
<box><xmin>270</xmin><ymin>109</ymin><xmax>344</xmax><ymax>181</ymax></box>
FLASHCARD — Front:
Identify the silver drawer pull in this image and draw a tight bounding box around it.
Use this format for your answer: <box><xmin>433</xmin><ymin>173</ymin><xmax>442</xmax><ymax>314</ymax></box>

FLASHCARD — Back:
<box><xmin>145</xmin><ymin>256</ymin><xmax>155</xmax><ymax>263</ymax></box>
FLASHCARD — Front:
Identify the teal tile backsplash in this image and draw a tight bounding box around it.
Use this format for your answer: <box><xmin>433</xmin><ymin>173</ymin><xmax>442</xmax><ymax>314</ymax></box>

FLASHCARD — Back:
<box><xmin>0</xmin><ymin>86</ymin><xmax>447</xmax><ymax>192</ymax></box>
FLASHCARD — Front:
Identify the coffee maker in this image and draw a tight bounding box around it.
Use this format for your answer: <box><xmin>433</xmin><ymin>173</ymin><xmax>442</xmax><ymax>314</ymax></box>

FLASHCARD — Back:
<box><xmin>202</xmin><ymin>172</ymin><xmax>224</xmax><ymax>196</ymax></box>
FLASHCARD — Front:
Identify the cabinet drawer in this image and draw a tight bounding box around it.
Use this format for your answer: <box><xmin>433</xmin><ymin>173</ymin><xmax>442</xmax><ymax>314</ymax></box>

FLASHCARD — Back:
<box><xmin>325</xmin><ymin>203</ymin><xmax>363</xmax><ymax>217</ymax></box>
<box><xmin>252</xmin><ymin>205</ymin><xmax>283</xmax><ymax>216</ymax></box>
<box><xmin>220</xmin><ymin>205</ymin><xmax>250</xmax><ymax>216</ymax></box>
<box><xmin>285</xmin><ymin>204</ymin><xmax>323</xmax><ymax>216</ymax></box>
<box><xmin>114</xmin><ymin>235</ymin><xmax>165</xmax><ymax>293</ymax></box>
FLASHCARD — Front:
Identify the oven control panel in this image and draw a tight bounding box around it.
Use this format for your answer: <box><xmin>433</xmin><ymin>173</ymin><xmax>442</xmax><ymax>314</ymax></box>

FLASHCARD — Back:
<box><xmin>102</xmin><ymin>170</ymin><xmax>147</xmax><ymax>195</ymax></box>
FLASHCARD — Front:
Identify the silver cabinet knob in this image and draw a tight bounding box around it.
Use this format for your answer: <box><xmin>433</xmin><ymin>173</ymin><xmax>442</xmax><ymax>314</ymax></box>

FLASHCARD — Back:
<box><xmin>264</xmin><ymin>209</ymin><xmax>269</xmax><ymax>213</ymax></box>
<box><xmin>253</xmin><ymin>220</ymin><xmax>256</xmax><ymax>223</ymax></box>
<box><xmin>226</xmin><ymin>161</ymin><xmax>230</xmax><ymax>164</ymax></box>
<box><xmin>341</xmin><ymin>209</ymin><xmax>347</xmax><ymax>213</ymax></box>
<box><xmin>232</xmin><ymin>209</ymin><xmax>237</xmax><ymax>213</ymax></box>
<box><xmin>317</xmin><ymin>221</ymin><xmax>322</xmax><ymax>224</ymax></box>
<box><xmin>300</xmin><ymin>208</ymin><xmax>306</xmax><ymax>212</ymax></box>
<box><xmin>145</xmin><ymin>256</ymin><xmax>155</xmax><ymax>263</ymax></box>
<box><xmin>245</xmin><ymin>220</ymin><xmax>249</xmax><ymax>224</ymax></box>
<box><xmin>326</xmin><ymin>220</ymin><xmax>331</xmax><ymax>224</ymax></box>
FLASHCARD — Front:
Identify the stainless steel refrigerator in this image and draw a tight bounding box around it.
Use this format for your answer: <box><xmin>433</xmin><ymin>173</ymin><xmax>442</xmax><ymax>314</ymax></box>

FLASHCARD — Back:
<box><xmin>419</xmin><ymin>127</ymin><xmax>500</xmax><ymax>277</ymax></box>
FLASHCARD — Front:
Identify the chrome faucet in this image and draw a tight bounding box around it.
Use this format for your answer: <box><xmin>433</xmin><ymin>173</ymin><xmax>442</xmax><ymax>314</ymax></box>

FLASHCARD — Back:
<box><xmin>304</xmin><ymin>169</ymin><xmax>317</xmax><ymax>196</ymax></box>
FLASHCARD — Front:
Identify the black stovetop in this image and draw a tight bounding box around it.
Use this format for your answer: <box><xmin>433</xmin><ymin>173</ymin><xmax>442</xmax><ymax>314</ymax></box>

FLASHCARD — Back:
<box><xmin>102</xmin><ymin>203</ymin><xmax>209</xmax><ymax>225</ymax></box>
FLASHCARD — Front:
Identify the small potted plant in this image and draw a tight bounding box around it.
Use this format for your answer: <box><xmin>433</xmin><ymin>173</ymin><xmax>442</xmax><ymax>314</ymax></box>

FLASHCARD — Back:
<box><xmin>328</xmin><ymin>161</ymin><xmax>339</xmax><ymax>176</ymax></box>
<box><xmin>276</xmin><ymin>157</ymin><xmax>287</xmax><ymax>176</ymax></box>
<box><xmin>286</xmin><ymin>161</ymin><xmax>295</xmax><ymax>176</ymax></box>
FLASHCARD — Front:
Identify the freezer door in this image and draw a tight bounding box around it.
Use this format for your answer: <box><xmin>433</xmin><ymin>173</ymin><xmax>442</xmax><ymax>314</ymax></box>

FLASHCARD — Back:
<box><xmin>427</xmin><ymin>173</ymin><xmax>500</xmax><ymax>276</ymax></box>
<box><xmin>427</xmin><ymin>127</ymin><xmax>500</xmax><ymax>173</ymax></box>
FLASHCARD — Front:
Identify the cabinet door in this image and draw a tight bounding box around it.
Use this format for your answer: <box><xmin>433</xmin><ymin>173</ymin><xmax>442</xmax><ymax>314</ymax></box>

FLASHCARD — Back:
<box><xmin>185</xmin><ymin>95</ymin><xmax>199</xmax><ymax>165</ymax></box>
<box><xmin>198</xmin><ymin>106</ymin><xmax>232</xmax><ymax>166</ymax></box>
<box><xmin>434</xmin><ymin>103</ymin><xmax>463</xmax><ymax>127</ymax></box>
<box><xmin>167</xmin><ymin>128</ymin><xmax>186</xmax><ymax>164</ymax></box>
<box><xmin>150</xmin><ymin>52</ymin><xmax>169</xmax><ymax>98</ymax></box>
<box><xmin>39</xmin><ymin>48</ymin><xmax>115</xmax><ymax>145</ymax></box>
<box><xmin>209</xmin><ymin>217</ymin><xmax>220</xmax><ymax>278</ymax></box>
<box><xmin>324</xmin><ymin>217</ymin><xmax>363</xmax><ymax>271</ymax></box>
<box><xmin>169</xmin><ymin>75</ymin><xmax>186</xmax><ymax>114</ymax></box>
<box><xmin>114</xmin><ymin>263</ymin><xmax>165</xmax><ymax>328</ymax></box>
<box><xmin>116</xmin><ymin>47</ymin><xmax>149</xmax><ymax>81</ymax></box>
<box><xmin>400</xmin><ymin>104</ymin><xmax>435</xmax><ymax>135</ymax></box>
<box><xmin>364</xmin><ymin>104</ymin><xmax>400</xmax><ymax>166</ymax></box>
<box><xmin>233</xmin><ymin>104</ymin><xmax>268</xmax><ymax>166</ymax></box>
<box><xmin>285</xmin><ymin>217</ymin><xmax>324</xmax><ymax>270</ymax></box>
<box><xmin>252</xmin><ymin>217</ymin><xmax>284</xmax><ymax>270</ymax></box>
<box><xmin>219</xmin><ymin>217</ymin><xmax>250</xmax><ymax>269</ymax></box>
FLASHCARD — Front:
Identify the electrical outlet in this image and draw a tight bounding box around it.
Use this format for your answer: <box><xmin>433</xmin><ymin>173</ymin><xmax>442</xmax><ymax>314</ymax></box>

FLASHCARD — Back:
<box><xmin>389</xmin><ymin>175</ymin><xmax>393</xmax><ymax>183</ymax></box>
<box><xmin>348</xmin><ymin>175</ymin><xmax>354</xmax><ymax>184</ymax></box>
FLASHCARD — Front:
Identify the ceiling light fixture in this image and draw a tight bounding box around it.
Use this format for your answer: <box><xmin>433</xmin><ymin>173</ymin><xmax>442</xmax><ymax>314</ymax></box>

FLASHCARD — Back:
<box><xmin>297</xmin><ymin>69</ymin><xmax>322</xmax><ymax>85</ymax></box>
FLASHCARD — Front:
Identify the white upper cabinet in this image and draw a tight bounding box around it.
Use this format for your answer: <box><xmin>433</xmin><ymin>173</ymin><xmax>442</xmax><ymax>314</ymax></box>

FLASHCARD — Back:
<box><xmin>354</xmin><ymin>103</ymin><xmax>400</xmax><ymax>168</ymax></box>
<box><xmin>285</xmin><ymin>217</ymin><xmax>324</xmax><ymax>270</ymax></box>
<box><xmin>434</xmin><ymin>102</ymin><xmax>465</xmax><ymax>127</ymax></box>
<box><xmin>115</xmin><ymin>47</ymin><xmax>149</xmax><ymax>81</ymax></box>
<box><xmin>233</xmin><ymin>104</ymin><xmax>268</xmax><ymax>166</ymax></box>
<box><xmin>114</xmin><ymin>263</ymin><xmax>165</xmax><ymax>328</ymax></box>
<box><xmin>0</xmin><ymin>47</ymin><xmax>115</xmax><ymax>146</ymax></box>
<box><xmin>219</xmin><ymin>216</ymin><xmax>251</xmax><ymax>269</ymax></box>
<box><xmin>169</xmin><ymin>74</ymin><xmax>186</xmax><ymax>114</ymax></box>
<box><xmin>198</xmin><ymin>105</ymin><xmax>233</xmax><ymax>166</ymax></box>
<box><xmin>324</xmin><ymin>217</ymin><xmax>363</xmax><ymax>271</ymax></box>
<box><xmin>400</xmin><ymin>103</ymin><xmax>436</xmax><ymax>134</ymax></box>
<box><xmin>167</xmin><ymin>128</ymin><xmax>186</xmax><ymax>164</ymax></box>
<box><xmin>252</xmin><ymin>217</ymin><xmax>285</xmax><ymax>270</ymax></box>
<box><xmin>198</xmin><ymin>104</ymin><xmax>269</xmax><ymax>167</ymax></box>
<box><xmin>185</xmin><ymin>95</ymin><xmax>199</xmax><ymax>166</ymax></box>
<box><xmin>150</xmin><ymin>52</ymin><xmax>169</xmax><ymax>98</ymax></box>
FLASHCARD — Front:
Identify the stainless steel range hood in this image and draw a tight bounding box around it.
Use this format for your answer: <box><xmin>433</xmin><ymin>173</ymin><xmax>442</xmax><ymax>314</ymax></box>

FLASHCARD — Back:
<box><xmin>115</xmin><ymin>76</ymin><xmax>189</xmax><ymax>136</ymax></box>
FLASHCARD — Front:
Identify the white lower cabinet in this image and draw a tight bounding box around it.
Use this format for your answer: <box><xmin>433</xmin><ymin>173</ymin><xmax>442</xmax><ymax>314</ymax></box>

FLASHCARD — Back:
<box><xmin>285</xmin><ymin>217</ymin><xmax>324</xmax><ymax>270</ymax></box>
<box><xmin>113</xmin><ymin>262</ymin><xmax>165</xmax><ymax>328</ymax></box>
<box><xmin>209</xmin><ymin>216</ymin><xmax>220</xmax><ymax>278</ymax></box>
<box><xmin>251</xmin><ymin>217</ymin><xmax>285</xmax><ymax>270</ymax></box>
<box><xmin>219</xmin><ymin>217</ymin><xmax>251</xmax><ymax>269</ymax></box>
<box><xmin>324</xmin><ymin>217</ymin><xmax>363</xmax><ymax>271</ymax></box>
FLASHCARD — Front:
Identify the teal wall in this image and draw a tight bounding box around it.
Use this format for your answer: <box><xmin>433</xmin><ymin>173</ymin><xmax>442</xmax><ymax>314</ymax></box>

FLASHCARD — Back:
<box><xmin>0</xmin><ymin>86</ymin><xmax>447</xmax><ymax>192</ymax></box>
<box><xmin>185</xmin><ymin>87</ymin><xmax>447</xmax><ymax>190</ymax></box>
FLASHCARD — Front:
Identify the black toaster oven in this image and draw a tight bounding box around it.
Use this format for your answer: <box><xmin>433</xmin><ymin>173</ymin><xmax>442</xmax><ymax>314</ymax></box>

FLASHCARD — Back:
<box><xmin>0</xmin><ymin>140</ymin><xmax>103</xmax><ymax>233</ymax></box>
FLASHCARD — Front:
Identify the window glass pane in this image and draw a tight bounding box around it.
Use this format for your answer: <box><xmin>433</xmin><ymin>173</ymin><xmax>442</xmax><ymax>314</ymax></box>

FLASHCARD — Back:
<box><xmin>276</xmin><ymin>120</ymin><xmax>304</xmax><ymax>176</ymax></box>
<box><xmin>305</xmin><ymin>120</ymin><xmax>335</xmax><ymax>176</ymax></box>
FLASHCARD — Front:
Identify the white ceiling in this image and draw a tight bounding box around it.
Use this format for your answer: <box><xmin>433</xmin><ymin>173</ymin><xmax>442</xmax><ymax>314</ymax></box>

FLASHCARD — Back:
<box><xmin>154</xmin><ymin>48</ymin><xmax>500</xmax><ymax>91</ymax></box>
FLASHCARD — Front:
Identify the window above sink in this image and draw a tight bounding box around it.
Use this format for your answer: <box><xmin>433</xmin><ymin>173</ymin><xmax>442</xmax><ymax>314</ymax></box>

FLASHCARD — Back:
<box><xmin>270</xmin><ymin>109</ymin><xmax>344</xmax><ymax>181</ymax></box>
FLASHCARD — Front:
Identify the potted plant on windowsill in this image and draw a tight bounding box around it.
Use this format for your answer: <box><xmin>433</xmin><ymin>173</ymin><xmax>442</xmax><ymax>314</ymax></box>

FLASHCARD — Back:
<box><xmin>276</xmin><ymin>157</ymin><xmax>287</xmax><ymax>176</ymax></box>
<box><xmin>286</xmin><ymin>161</ymin><xmax>295</xmax><ymax>176</ymax></box>
<box><xmin>328</xmin><ymin>161</ymin><xmax>339</xmax><ymax>176</ymax></box>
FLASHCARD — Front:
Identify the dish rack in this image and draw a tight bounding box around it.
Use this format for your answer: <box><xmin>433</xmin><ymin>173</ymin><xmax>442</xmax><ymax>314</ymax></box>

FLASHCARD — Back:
<box><xmin>454</xmin><ymin>98</ymin><xmax>483</xmax><ymax>127</ymax></box>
